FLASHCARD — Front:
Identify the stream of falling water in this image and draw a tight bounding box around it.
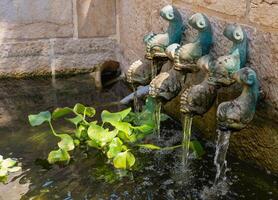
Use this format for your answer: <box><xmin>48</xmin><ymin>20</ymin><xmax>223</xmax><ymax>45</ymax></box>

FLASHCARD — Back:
<box><xmin>182</xmin><ymin>114</ymin><xmax>193</xmax><ymax>168</ymax></box>
<box><xmin>214</xmin><ymin>129</ymin><xmax>231</xmax><ymax>185</ymax></box>
<box><xmin>153</xmin><ymin>99</ymin><xmax>162</xmax><ymax>139</ymax></box>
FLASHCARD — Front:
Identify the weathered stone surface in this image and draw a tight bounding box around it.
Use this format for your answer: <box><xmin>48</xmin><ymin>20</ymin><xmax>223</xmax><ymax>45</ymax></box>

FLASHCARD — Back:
<box><xmin>77</xmin><ymin>0</ymin><xmax>116</xmax><ymax>37</ymax></box>
<box><xmin>250</xmin><ymin>0</ymin><xmax>278</xmax><ymax>29</ymax></box>
<box><xmin>0</xmin><ymin>0</ymin><xmax>73</xmax><ymax>41</ymax></box>
<box><xmin>0</xmin><ymin>38</ymin><xmax>119</xmax><ymax>77</ymax></box>
<box><xmin>194</xmin><ymin>0</ymin><xmax>247</xmax><ymax>17</ymax></box>
<box><xmin>118</xmin><ymin>0</ymin><xmax>172</xmax><ymax>69</ymax></box>
<box><xmin>52</xmin><ymin>38</ymin><xmax>118</xmax><ymax>72</ymax></box>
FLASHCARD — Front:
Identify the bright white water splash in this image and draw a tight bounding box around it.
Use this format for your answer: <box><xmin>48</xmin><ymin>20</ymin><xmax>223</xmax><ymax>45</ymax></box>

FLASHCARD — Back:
<box><xmin>49</xmin><ymin>39</ymin><xmax>57</xmax><ymax>106</ymax></box>
<box><xmin>153</xmin><ymin>99</ymin><xmax>162</xmax><ymax>139</ymax></box>
<box><xmin>214</xmin><ymin>129</ymin><xmax>231</xmax><ymax>185</ymax></box>
<box><xmin>182</xmin><ymin>114</ymin><xmax>193</xmax><ymax>168</ymax></box>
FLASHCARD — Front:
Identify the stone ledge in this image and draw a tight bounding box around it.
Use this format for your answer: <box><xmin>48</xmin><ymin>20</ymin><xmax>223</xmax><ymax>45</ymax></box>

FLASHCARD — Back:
<box><xmin>0</xmin><ymin>38</ymin><xmax>119</xmax><ymax>78</ymax></box>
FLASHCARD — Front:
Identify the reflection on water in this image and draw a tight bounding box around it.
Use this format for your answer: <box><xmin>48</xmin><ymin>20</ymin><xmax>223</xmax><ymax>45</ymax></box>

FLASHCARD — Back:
<box><xmin>0</xmin><ymin>74</ymin><xmax>277</xmax><ymax>200</ymax></box>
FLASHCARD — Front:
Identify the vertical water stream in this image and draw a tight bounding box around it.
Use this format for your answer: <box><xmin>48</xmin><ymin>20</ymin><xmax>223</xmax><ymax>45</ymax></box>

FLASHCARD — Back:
<box><xmin>182</xmin><ymin>114</ymin><xmax>193</xmax><ymax>168</ymax></box>
<box><xmin>214</xmin><ymin>129</ymin><xmax>231</xmax><ymax>185</ymax></box>
<box><xmin>153</xmin><ymin>99</ymin><xmax>162</xmax><ymax>139</ymax></box>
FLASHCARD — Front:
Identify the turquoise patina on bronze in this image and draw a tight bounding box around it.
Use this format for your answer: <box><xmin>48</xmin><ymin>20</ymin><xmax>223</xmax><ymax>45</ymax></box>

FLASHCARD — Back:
<box><xmin>126</xmin><ymin>5</ymin><xmax>185</xmax><ymax>86</ymax></box>
<box><xmin>174</xmin><ymin>13</ymin><xmax>213</xmax><ymax>71</ymax></box>
<box><xmin>217</xmin><ymin>67</ymin><xmax>259</xmax><ymax>131</ymax></box>
<box><xmin>144</xmin><ymin>5</ymin><xmax>185</xmax><ymax>60</ymax></box>
<box><xmin>149</xmin><ymin>13</ymin><xmax>213</xmax><ymax>101</ymax></box>
<box><xmin>180</xmin><ymin>25</ymin><xmax>248</xmax><ymax>116</ymax></box>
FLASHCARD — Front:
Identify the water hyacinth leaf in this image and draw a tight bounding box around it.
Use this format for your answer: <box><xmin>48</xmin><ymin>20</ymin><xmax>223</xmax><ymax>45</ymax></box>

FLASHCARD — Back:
<box><xmin>0</xmin><ymin>168</ymin><xmax>8</xmax><ymax>177</ymax></box>
<box><xmin>133</xmin><ymin>124</ymin><xmax>153</xmax><ymax>134</ymax></box>
<box><xmin>86</xmin><ymin>140</ymin><xmax>99</xmax><ymax>148</ymax></box>
<box><xmin>101</xmin><ymin>108</ymin><xmax>131</xmax><ymax>124</ymax></box>
<box><xmin>75</xmin><ymin>125</ymin><xmax>87</xmax><ymax>139</ymax></box>
<box><xmin>84</xmin><ymin>107</ymin><xmax>96</xmax><ymax>117</ymax></box>
<box><xmin>137</xmin><ymin>144</ymin><xmax>161</xmax><ymax>150</ymax></box>
<box><xmin>88</xmin><ymin>123</ymin><xmax>118</xmax><ymax>145</ymax></box>
<box><xmin>190</xmin><ymin>140</ymin><xmax>205</xmax><ymax>157</ymax></box>
<box><xmin>107</xmin><ymin>138</ymin><xmax>123</xmax><ymax>159</ymax></box>
<box><xmin>7</xmin><ymin>166</ymin><xmax>21</xmax><ymax>173</ymax></box>
<box><xmin>57</xmin><ymin>134</ymin><xmax>75</xmax><ymax>151</ymax></box>
<box><xmin>48</xmin><ymin>149</ymin><xmax>70</xmax><ymax>164</ymax></box>
<box><xmin>67</xmin><ymin>115</ymin><xmax>83</xmax><ymax>126</ymax></box>
<box><xmin>52</xmin><ymin>107</ymin><xmax>72</xmax><ymax>119</ymax></box>
<box><xmin>28</xmin><ymin>111</ymin><xmax>51</xmax><ymax>126</ymax></box>
<box><xmin>73</xmin><ymin>104</ymin><xmax>95</xmax><ymax>117</ymax></box>
<box><xmin>113</xmin><ymin>151</ymin><xmax>135</xmax><ymax>169</ymax></box>
<box><xmin>109</xmin><ymin>121</ymin><xmax>132</xmax><ymax>135</ymax></box>
<box><xmin>2</xmin><ymin>158</ymin><xmax>17</xmax><ymax>168</ymax></box>
<box><xmin>73</xmin><ymin>103</ymin><xmax>86</xmax><ymax>114</ymax></box>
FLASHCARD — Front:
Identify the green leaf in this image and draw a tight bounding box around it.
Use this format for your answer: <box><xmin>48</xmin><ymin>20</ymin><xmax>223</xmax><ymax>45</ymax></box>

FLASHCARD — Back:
<box><xmin>48</xmin><ymin>149</ymin><xmax>70</xmax><ymax>164</ymax></box>
<box><xmin>2</xmin><ymin>158</ymin><xmax>16</xmax><ymax>168</ymax></box>
<box><xmin>88</xmin><ymin>123</ymin><xmax>118</xmax><ymax>146</ymax></box>
<box><xmin>0</xmin><ymin>167</ymin><xmax>8</xmax><ymax>177</ymax></box>
<box><xmin>109</xmin><ymin>121</ymin><xmax>132</xmax><ymax>135</ymax></box>
<box><xmin>113</xmin><ymin>151</ymin><xmax>136</xmax><ymax>169</ymax></box>
<box><xmin>190</xmin><ymin>140</ymin><xmax>205</xmax><ymax>157</ymax></box>
<box><xmin>73</xmin><ymin>104</ymin><xmax>95</xmax><ymax>117</ymax></box>
<box><xmin>8</xmin><ymin>166</ymin><xmax>21</xmax><ymax>173</ymax></box>
<box><xmin>57</xmin><ymin>134</ymin><xmax>75</xmax><ymax>151</ymax></box>
<box><xmin>75</xmin><ymin>125</ymin><xmax>87</xmax><ymax>139</ymax></box>
<box><xmin>28</xmin><ymin>111</ymin><xmax>51</xmax><ymax>126</ymax></box>
<box><xmin>101</xmin><ymin>108</ymin><xmax>132</xmax><ymax>124</ymax></box>
<box><xmin>67</xmin><ymin>115</ymin><xmax>83</xmax><ymax>126</ymax></box>
<box><xmin>86</xmin><ymin>140</ymin><xmax>99</xmax><ymax>148</ymax></box>
<box><xmin>137</xmin><ymin>144</ymin><xmax>161</xmax><ymax>150</ymax></box>
<box><xmin>73</xmin><ymin>103</ymin><xmax>86</xmax><ymax>114</ymax></box>
<box><xmin>52</xmin><ymin>107</ymin><xmax>73</xmax><ymax>119</ymax></box>
<box><xmin>84</xmin><ymin>107</ymin><xmax>96</xmax><ymax>117</ymax></box>
<box><xmin>133</xmin><ymin>124</ymin><xmax>153</xmax><ymax>134</ymax></box>
<box><xmin>107</xmin><ymin>138</ymin><xmax>123</xmax><ymax>159</ymax></box>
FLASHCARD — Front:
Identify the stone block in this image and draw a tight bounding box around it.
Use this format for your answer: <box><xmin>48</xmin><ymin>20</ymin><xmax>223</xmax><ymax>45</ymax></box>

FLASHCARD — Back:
<box><xmin>0</xmin><ymin>0</ymin><xmax>73</xmax><ymax>41</ymax></box>
<box><xmin>77</xmin><ymin>0</ymin><xmax>116</xmax><ymax>37</ymax></box>
<box><xmin>249</xmin><ymin>0</ymin><xmax>278</xmax><ymax>29</ymax></box>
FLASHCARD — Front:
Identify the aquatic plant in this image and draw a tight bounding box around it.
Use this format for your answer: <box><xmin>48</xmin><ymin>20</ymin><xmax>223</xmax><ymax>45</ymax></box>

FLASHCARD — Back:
<box><xmin>28</xmin><ymin>97</ymin><xmax>204</xmax><ymax>170</ymax></box>
<box><xmin>0</xmin><ymin>155</ymin><xmax>21</xmax><ymax>183</ymax></box>
<box><xmin>28</xmin><ymin>98</ymin><xmax>166</xmax><ymax>170</ymax></box>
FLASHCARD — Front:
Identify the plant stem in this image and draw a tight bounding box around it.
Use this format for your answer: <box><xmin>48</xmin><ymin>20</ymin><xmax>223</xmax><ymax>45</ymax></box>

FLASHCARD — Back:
<box><xmin>48</xmin><ymin>121</ymin><xmax>58</xmax><ymax>137</ymax></box>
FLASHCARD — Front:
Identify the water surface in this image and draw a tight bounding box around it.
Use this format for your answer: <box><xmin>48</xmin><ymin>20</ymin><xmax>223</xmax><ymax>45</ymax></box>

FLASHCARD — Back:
<box><xmin>0</xmin><ymin>75</ymin><xmax>277</xmax><ymax>200</ymax></box>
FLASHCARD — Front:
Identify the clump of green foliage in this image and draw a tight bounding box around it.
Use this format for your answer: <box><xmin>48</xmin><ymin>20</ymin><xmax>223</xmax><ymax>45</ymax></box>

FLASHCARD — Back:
<box><xmin>0</xmin><ymin>155</ymin><xmax>21</xmax><ymax>183</ymax></box>
<box><xmin>28</xmin><ymin>98</ymin><xmax>166</xmax><ymax>170</ymax></box>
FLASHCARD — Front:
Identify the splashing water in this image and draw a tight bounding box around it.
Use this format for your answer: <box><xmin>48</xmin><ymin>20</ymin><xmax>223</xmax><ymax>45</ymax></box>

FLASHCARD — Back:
<box><xmin>153</xmin><ymin>99</ymin><xmax>162</xmax><ymax>139</ymax></box>
<box><xmin>182</xmin><ymin>114</ymin><xmax>193</xmax><ymax>168</ymax></box>
<box><xmin>214</xmin><ymin>129</ymin><xmax>231</xmax><ymax>185</ymax></box>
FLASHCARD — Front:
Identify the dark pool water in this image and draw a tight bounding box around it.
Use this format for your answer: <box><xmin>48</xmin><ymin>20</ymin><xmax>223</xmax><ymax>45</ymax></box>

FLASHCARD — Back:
<box><xmin>0</xmin><ymin>74</ymin><xmax>277</xmax><ymax>200</ymax></box>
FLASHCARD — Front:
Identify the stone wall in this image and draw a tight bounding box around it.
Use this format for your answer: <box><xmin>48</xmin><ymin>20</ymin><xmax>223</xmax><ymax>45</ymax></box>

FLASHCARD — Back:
<box><xmin>0</xmin><ymin>0</ymin><xmax>119</xmax><ymax>77</ymax></box>
<box><xmin>118</xmin><ymin>0</ymin><xmax>278</xmax><ymax>174</ymax></box>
